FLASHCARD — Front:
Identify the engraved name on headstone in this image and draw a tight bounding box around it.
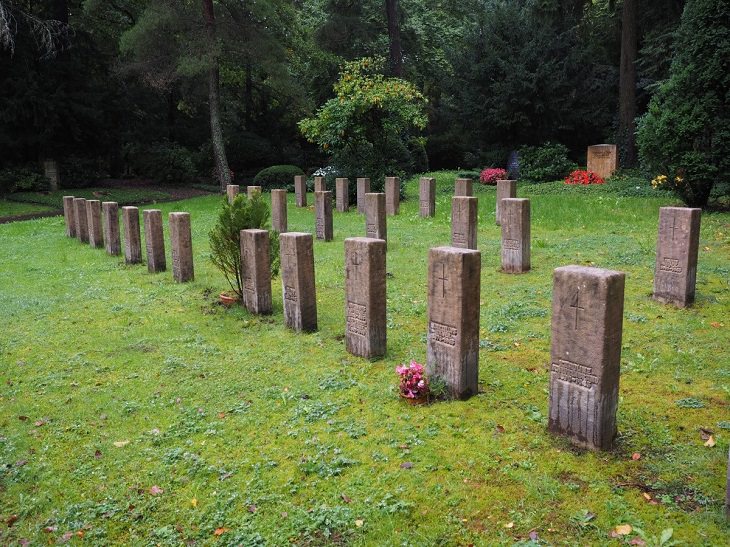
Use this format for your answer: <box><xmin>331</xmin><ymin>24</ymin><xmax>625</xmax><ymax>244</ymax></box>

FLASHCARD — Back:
<box><xmin>241</xmin><ymin>229</ymin><xmax>272</xmax><ymax>314</ymax></box>
<box><xmin>315</xmin><ymin>190</ymin><xmax>333</xmax><ymax>241</ymax></box>
<box><xmin>144</xmin><ymin>209</ymin><xmax>166</xmax><ymax>273</ymax></box>
<box><xmin>280</xmin><ymin>232</ymin><xmax>317</xmax><ymax>332</ymax></box>
<box><xmin>365</xmin><ymin>193</ymin><xmax>386</xmax><ymax>243</ymax></box>
<box><xmin>653</xmin><ymin>207</ymin><xmax>701</xmax><ymax>307</ymax></box>
<box><xmin>451</xmin><ymin>196</ymin><xmax>478</xmax><ymax>250</ymax></box>
<box><xmin>587</xmin><ymin>144</ymin><xmax>618</xmax><ymax>179</ymax></box>
<box><xmin>501</xmin><ymin>198</ymin><xmax>530</xmax><ymax>273</ymax></box>
<box><xmin>169</xmin><ymin>212</ymin><xmax>194</xmax><ymax>282</ymax></box>
<box><xmin>419</xmin><ymin>177</ymin><xmax>435</xmax><ymax>218</ymax></box>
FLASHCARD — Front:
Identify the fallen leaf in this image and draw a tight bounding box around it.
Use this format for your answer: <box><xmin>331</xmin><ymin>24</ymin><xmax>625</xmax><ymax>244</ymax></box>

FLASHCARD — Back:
<box><xmin>704</xmin><ymin>435</ymin><xmax>716</xmax><ymax>447</ymax></box>
<box><xmin>495</xmin><ymin>425</ymin><xmax>505</xmax><ymax>434</ymax></box>
<box><xmin>6</xmin><ymin>514</ymin><xmax>18</xmax><ymax>527</ymax></box>
<box><xmin>43</xmin><ymin>526</ymin><xmax>57</xmax><ymax>533</ymax></box>
<box><xmin>76</xmin><ymin>531</ymin><xmax>84</xmax><ymax>538</ymax></box>
<box><xmin>217</xmin><ymin>412</ymin><xmax>226</xmax><ymax>419</ymax></box>
<box><xmin>34</xmin><ymin>420</ymin><xmax>46</xmax><ymax>427</ymax></box>
<box><xmin>60</xmin><ymin>531</ymin><xmax>74</xmax><ymax>543</ymax></box>
<box><xmin>247</xmin><ymin>505</ymin><xmax>257</xmax><ymax>513</ymax></box>
<box><xmin>529</xmin><ymin>530</ymin><xmax>539</xmax><ymax>541</ymax></box>
<box><xmin>341</xmin><ymin>494</ymin><xmax>352</xmax><ymax>503</ymax></box>
<box><xmin>113</xmin><ymin>440</ymin><xmax>129</xmax><ymax>448</ymax></box>
<box><xmin>148</xmin><ymin>485</ymin><xmax>164</xmax><ymax>495</ymax></box>
<box><xmin>191</xmin><ymin>498</ymin><xmax>198</xmax><ymax>508</ymax></box>
<box><xmin>213</xmin><ymin>527</ymin><xmax>229</xmax><ymax>536</ymax></box>
<box><xmin>699</xmin><ymin>428</ymin><xmax>713</xmax><ymax>440</ymax></box>
<box><xmin>629</xmin><ymin>538</ymin><xmax>646</xmax><ymax>546</ymax></box>
<box><xmin>710</xmin><ymin>322</ymin><xmax>722</xmax><ymax>328</ymax></box>
<box><xmin>642</xmin><ymin>492</ymin><xmax>652</xmax><ymax>501</ymax></box>
<box><xmin>354</xmin><ymin>519</ymin><xmax>364</xmax><ymax>528</ymax></box>
<box><xmin>612</xmin><ymin>524</ymin><xmax>632</xmax><ymax>536</ymax></box>
<box><xmin>95</xmin><ymin>449</ymin><xmax>102</xmax><ymax>459</ymax></box>
<box><xmin>400</xmin><ymin>462</ymin><xmax>413</xmax><ymax>469</ymax></box>
<box><xmin>631</xmin><ymin>452</ymin><xmax>641</xmax><ymax>460</ymax></box>
<box><xmin>15</xmin><ymin>459</ymin><xmax>27</xmax><ymax>467</ymax></box>
<box><xmin>18</xmin><ymin>416</ymin><xmax>28</xmax><ymax>421</ymax></box>
<box><xmin>504</xmin><ymin>521</ymin><xmax>514</xmax><ymax>529</ymax></box>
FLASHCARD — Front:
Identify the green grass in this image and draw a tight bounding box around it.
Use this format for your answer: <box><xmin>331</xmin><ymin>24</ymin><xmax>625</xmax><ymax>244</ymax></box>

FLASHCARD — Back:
<box><xmin>0</xmin><ymin>200</ymin><xmax>55</xmax><ymax>217</ymax></box>
<box><xmin>8</xmin><ymin>188</ymin><xmax>172</xmax><ymax>209</ymax></box>
<box><xmin>0</xmin><ymin>170</ymin><xmax>728</xmax><ymax>545</ymax></box>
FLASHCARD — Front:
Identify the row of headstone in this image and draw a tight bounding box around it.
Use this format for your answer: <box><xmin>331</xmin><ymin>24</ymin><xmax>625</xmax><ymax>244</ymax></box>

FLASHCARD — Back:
<box><xmin>291</xmin><ymin>176</ymin><xmax>401</xmax><ymax>218</ymax></box>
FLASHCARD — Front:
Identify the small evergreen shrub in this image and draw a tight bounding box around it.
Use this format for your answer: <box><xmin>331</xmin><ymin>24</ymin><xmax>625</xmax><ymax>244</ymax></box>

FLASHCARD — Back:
<box><xmin>0</xmin><ymin>167</ymin><xmax>49</xmax><ymax>195</ymax></box>
<box><xmin>519</xmin><ymin>142</ymin><xmax>577</xmax><ymax>183</ymax></box>
<box><xmin>253</xmin><ymin>165</ymin><xmax>305</xmax><ymax>191</ymax></box>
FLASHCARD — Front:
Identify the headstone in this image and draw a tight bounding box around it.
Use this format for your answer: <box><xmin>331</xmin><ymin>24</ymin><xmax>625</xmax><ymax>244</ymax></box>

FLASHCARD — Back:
<box><xmin>226</xmin><ymin>184</ymin><xmax>240</xmax><ymax>204</ymax></box>
<box><xmin>315</xmin><ymin>190</ymin><xmax>333</xmax><ymax>241</ymax></box>
<box><xmin>507</xmin><ymin>150</ymin><xmax>520</xmax><ymax>180</ymax></box>
<box><xmin>43</xmin><ymin>159</ymin><xmax>59</xmax><ymax>191</ymax></box>
<box><xmin>122</xmin><ymin>206</ymin><xmax>142</xmax><ymax>264</ymax></box>
<box><xmin>426</xmin><ymin>246</ymin><xmax>481</xmax><ymax>399</ymax></box>
<box><xmin>385</xmin><ymin>177</ymin><xmax>400</xmax><ymax>215</ymax></box>
<box><xmin>294</xmin><ymin>175</ymin><xmax>307</xmax><ymax>207</ymax></box>
<box><xmin>365</xmin><ymin>193</ymin><xmax>386</xmax><ymax>243</ymax></box>
<box><xmin>247</xmin><ymin>186</ymin><xmax>262</xmax><ymax>199</ymax></box>
<box><xmin>62</xmin><ymin>196</ymin><xmax>76</xmax><ymax>237</ymax></box>
<box><xmin>314</xmin><ymin>176</ymin><xmax>326</xmax><ymax>192</ymax></box>
<box><xmin>143</xmin><ymin>209</ymin><xmax>166</xmax><ymax>273</ymax></box>
<box><xmin>336</xmin><ymin>178</ymin><xmax>349</xmax><ymax>212</ymax></box>
<box><xmin>548</xmin><ymin>265</ymin><xmax>625</xmax><ymax>450</ymax></box>
<box><xmin>501</xmin><ymin>198</ymin><xmax>530</xmax><ymax>273</ymax></box>
<box><xmin>345</xmin><ymin>237</ymin><xmax>387</xmax><ymax>358</ymax></box>
<box><xmin>587</xmin><ymin>144</ymin><xmax>618</xmax><ymax>179</ymax></box>
<box><xmin>419</xmin><ymin>177</ymin><xmax>435</xmax><ymax>218</ymax></box>
<box><xmin>495</xmin><ymin>179</ymin><xmax>517</xmax><ymax>226</ymax></box>
<box><xmin>653</xmin><ymin>207</ymin><xmax>701</xmax><ymax>307</ymax></box>
<box><xmin>241</xmin><ymin>229</ymin><xmax>272</xmax><ymax>314</ymax></box>
<box><xmin>86</xmin><ymin>200</ymin><xmax>103</xmax><ymax>248</ymax></box>
<box><xmin>280</xmin><ymin>232</ymin><xmax>317</xmax><ymax>332</ymax></box>
<box><xmin>169</xmin><ymin>212</ymin><xmax>194</xmax><ymax>282</ymax></box>
<box><xmin>73</xmin><ymin>198</ymin><xmax>89</xmax><ymax>244</ymax></box>
<box><xmin>356</xmin><ymin>177</ymin><xmax>370</xmax><ymax>214</ymax></box>
<box><xmin>271</xmin><ymin>189</ymin><xmax>288</xmax><ymax>233</ymax></box>
<box><xmin>455</xmin><ymin>178</ymin><xmax>473</xmax><ymax>197</ymax></box>
<box><xmin>102</xmin><ymin>202</ymin><xmax>120</xmax><ymax>256</ymax></box>
<box><xmin>451</xmin><ymin>196</ymin><xmax>478</xmax><ymax>250</ymax></box>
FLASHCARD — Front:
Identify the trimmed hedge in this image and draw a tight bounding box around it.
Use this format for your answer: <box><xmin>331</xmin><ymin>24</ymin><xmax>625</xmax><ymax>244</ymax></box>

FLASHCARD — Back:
<box><xmin>253</xmin><ymin>165</ymin><xmax>305</xmax><ymax>191</ymax></box>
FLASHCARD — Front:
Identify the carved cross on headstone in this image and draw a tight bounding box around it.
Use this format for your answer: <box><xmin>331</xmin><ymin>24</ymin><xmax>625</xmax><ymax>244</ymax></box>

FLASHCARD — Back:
<box><xmin>436</xmin><ymin>263</ymin><xmax>448</xmax><ymax>298</ymax></box>
<box><xmin>569</xmin><ymin>288</ymin><xmax>585</xmax><ymax>330</ymax></box>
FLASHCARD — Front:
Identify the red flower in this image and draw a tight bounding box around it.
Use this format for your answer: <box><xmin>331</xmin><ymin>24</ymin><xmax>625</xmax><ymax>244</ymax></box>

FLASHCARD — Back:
<box><xmin>564</xmin><ymin>170</ymin><xmax>604</xmax><ymax>185</ymax></box>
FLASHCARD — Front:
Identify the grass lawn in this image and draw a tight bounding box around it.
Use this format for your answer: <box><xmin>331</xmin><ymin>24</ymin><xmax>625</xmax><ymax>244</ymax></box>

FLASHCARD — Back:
<box><xmin>7</xmin><ymin>188</ymin><xmax>173</xmax><ymax>209</ymax></box>
<box><xmin>1</xmin><ymin>171</ymin><xmax>728</xmax><ymax>545</ymax></box>
<box><xmin>0</xmin><ymin>200</ymin><xmax>56</xmax><ymax>218</ymax></box>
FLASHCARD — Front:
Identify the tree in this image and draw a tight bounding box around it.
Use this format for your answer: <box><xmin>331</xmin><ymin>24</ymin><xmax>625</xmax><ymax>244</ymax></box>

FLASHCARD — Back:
<box><xmin>618</xmin><ymin>0</ymin><xmax>637</xmax><ymax>167</ymax></box>
<box><xmin>385</xmin><ymin>0</ymin><xmax>402</xmax><ymax>76</ymax></box>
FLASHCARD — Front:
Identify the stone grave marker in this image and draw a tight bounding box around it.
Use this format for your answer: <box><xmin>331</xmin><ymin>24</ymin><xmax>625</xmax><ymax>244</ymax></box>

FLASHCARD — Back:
<box><xmin>495</xmin><ymin>179</ymin><xmax>517</xmax><ymax>225</ymax></box>
<box><xmin>451</xmin><ymin>196</ymin><xmax>478</xmax><ymax>250</ymax></box>
<box><xmin>587</xmin><ymin>144</ymin><xmax>618</xmax><ymax>179</ymax></box>
<box><xmin>247</xmin><ymin>186</ymin><xmax>262</xmax><ymax>198</ymax></box>
<box><xmin>271</xmin><ymin>189</ymin><xmax>288</xmax><ymax>233</ymax></box>
<box><xmin>653</xmin><ymin>207</ymin><xmax>701</xmax><ymax>307</ymax></box>
<box><xmin>169</xmin><ymin>212</ymin><xmax>194</xmax><ymax>282</ymax></box>
<box><xmin>356</xmin><ymin>177</ymin><xmax>370</xmax><ymax>213</ymax></box>
<box><xmin>241</xmin><ymin>229</ymin><xmax>272</xmax><ymax>314</ymax></box>
<box><xmin>280</xmin><ymin>232</ymin><xmax>317</xmax><ymax>332</ymax></box>
<box><xmin>345</xmin><ymin>237</ymin><xmax>387</xmax><ymax>358</ymax></box>
<box><xmin>336</xmin><ymin>178</ymin><xmax>350</xmax><ymax>212</ymax></box>
<box><xmin>122</xmin><ymin>206</ymin><xmax>142</xmax><ymax>264</ymax></box>
<box><xmin>86</xmin><ymin>200</ymin><xmax>103</xmax><ymax>248</ymax></box>
<box><xmin>455</xmin><ymin>178</ymin><xmax>473</xmax><ymax>197</ymax></box>
<box><xmin>295</xmin><ymin>175</ymin><xmax>307</xmax><ymax>207</ymax></box>
<box><xmin>226</xmin><ymin>184</ymin><xmax>240</xmax><ymax>203</ymax></box>
<box><xmin>314</xmin><ymin>176</ymin><xmax>326</xmax><ymax>192</ymax></box>
<box><xmin>43</xmin><ymin>159</ymin><xmax>59</xmax><ymax>191</ymax></box>
<box><xmin>385</xmin><ymin>177</ymin><xmax>400</xmax><ymax>215</ymax></box>
<box><xmin>501</xmin><ymin>198</ymin><xmax>530</xmax><ymax>273</ymax></box>
<box><xmin>144</xmin><ymin>209</ymin><xmax>166</xmax><ymax>273</ymax></box>
<box><xmin>63</xmin><ymin>196</ymin><xmax>76</xmax><ymax>237</ymax></box>
<box><xmin>427</xmin><ymin>246</ymin><xmax>481</xmax><ymax>399</ymax></box>
<box><xmin>315</xmin><ymin>190</ymin><xmax>333</xmax><ymax>241</ymax></box>
<box><xmin>507</xmin><ymin>150</ymin><xmax>520</xmax><ymax>179</ymax></box>
<box><xmin>365</xmin><ymin>193</ymin><xmax>386</xmax><ymax>243</ymax></box>
<box><xmin>102</xmin><ymin>202</ymin><xmax>120</xmax><ymax>256</ymax></box>
<box><xmin>73</xmin><ymin>198</ymin><xmax>89</xmax><ymax>244</ymax></box>
<box><xmin>419</xmin><ymin>177</ymin><xmax>435</xmax><ymax>218</ymax></box>
<box><xmin>548</xmin><ymin>265</ymin><xmax>625</xmax><ymax>450</ymax></box>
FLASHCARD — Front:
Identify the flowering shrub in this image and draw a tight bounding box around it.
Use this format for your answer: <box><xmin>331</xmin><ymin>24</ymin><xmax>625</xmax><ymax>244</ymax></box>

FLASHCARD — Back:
<box><xmin>479</xmin><ymin>168</ymin><xmax>507</xmax><ymax>185</ymax></box>
<box><xmin>651</xmin><ymin>173</ymin><xmax>684</xmax><ymax>190</ymax></box>
<box><xmin>564</xmin><ymin>170</ymin><xmax>605</xmax><ymax>185</ymax></box>
<box><xmin>396</xmin><ymin>361</ymin><xmax>429</xmax><ymax>399</ymax></box>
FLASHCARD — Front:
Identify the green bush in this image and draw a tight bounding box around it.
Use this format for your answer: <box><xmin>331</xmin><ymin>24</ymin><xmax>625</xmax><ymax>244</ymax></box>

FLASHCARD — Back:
<box><xmin>130</xmin><ymin>141</ymin><xmax>197</xmax><ymax>185</ymax></box>
<box><xmin>60</xmin><ymin>156</ymin><xmax>106</xmax><ymax>189</ymax></box>
<box><xmin>253</xmin><ymin>165</ymin><xmax>305</xmax><ymax>191</ymax></box>
<box><xmin>0</xmin><ymin>167</ymin><xmax>49</xmax><ymax>195</ymax></box>
<box><xmin>518</xmin><ymin>142</ymin><xmax>577</xmax><ymax>183</ymax></box>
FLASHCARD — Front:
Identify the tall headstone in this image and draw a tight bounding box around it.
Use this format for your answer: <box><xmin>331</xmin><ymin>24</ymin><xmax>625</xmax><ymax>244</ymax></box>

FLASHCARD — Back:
<box><xmin>169</xmin><ymin>212</ymin><xmax>194</xmax><ymax>282</ymax></box>
<box><xmin>501</xmin><ymin>198</ymin><xmax>530</xmax><ymax>273</ymax></box>
<box><xmin>314</xmin><ymin>176</ymin><xmax>326</xmax><ymax>192</ymax></box>
<box><xmin>451</xmin><ymin>196</ymin><xmax>478</xmax><ymax>250</ymax></box>
<box><xmin>455</xmin><ymin>178</ymin><xmax>473</xmax><ymax>197</ymax></box>
<box><xmin>365</xmin><ymin>193</ymin><xmax>386</xmax><ymax>243</ymax></box>
<box><xmin>653</xmin><ymin>207</ymin><xmax>701</xmax><ymax>307</ymax></box>
<box><xmin>294</xmin><ymin>175</ymin><xmax>307</xmax><ymax>207</ymax></box>
<box><xmin>385</xmin><ymin>177</ymin><xmax>400</xmax><ymax>215</ymax></box>
<box><xmin>495</xmin><ymin>179</ymin><xmax>517</xmax><ymax>226</ymax></box>
<box><xmin>345</xmin><ymin>237</ymin><xmax>387</xmax><ymax>358</ymax></box>
<box><xmin>226</xmin><ymin>184</ymin><xmax>240</xmax><ymax>203</ymax></box>
<box><xmin>86</xmin><ymin>200</ymin><xmax>103</xmax><ymax>248</ymax></box>
<box><xmin>122</xmin><ymin>206</ymin><xmax>142</xmax><ymax>264</ymax></box>
<box><xmin>102</xmin><ymin>202</ymin><xmax>120</xmax><ymax>256</ymax></box>
<box><xmin>548</xmin><ymin>265</ymin><xmax>625</xmax><ymax>450</ymax></box>
<box><xmin>241</xmin><ymin>229</ymin><xmax>272</xmax><ymax>314</ymax></box>
<box><xmin>427</xmin><ymin>246</ymin><xmax>481</xmax><ymax>399</ymax></box>
<box><xmin>315</xmin><ymin>190</ymin><xmax>333</xmax><ymax>241</ymax></box>
<box><xmin>507</xmin><ymin>150</ymin><xmax>520</xmax><ymax>180</ymax></box>
<box><xmin>587</xmin><ymin>144</ymin><xmax>618</xmax><ymax>179</ymax></box>
<box><xmin>356</xmin><ymin>177</ymin><xmax>370</xmax><ymax>214</ymax></box>
<box><xmin>271</xmin><ymin>189</ymin><xmax>288</xmax><ymax>233</ymax></box>
<box><xmin>280</xmin><ymin>232</ymin><xmax>317</xmax><ymax>332</ymax></box>
<box><xmin>62</xmin><ymin>196</ymin><xmax>76</xmax><ymax>237</ymax></box>
<box><xmin>247</xmin><ymin>186</ymin><xmax>262</xmax><ymax>198</ymax></box>
<box><xmin>43</xmin><ymin>159</ymin><xmax>59</xmax><ymax>191</ymax></box>
<box><xmin>336</xmin><ymin>178</ymin><xmax>349</xmax><ymax>212</ymax></box>
<box><xmin>73</xmin><ymin>198</ymin><xmax>89</xmax><ymax>244</ymax></box>
<box><xmin>144</xmin><ymin>209</ymin><xmax>166</xmax><ymax>273</ymax></box>
<box><xmin>419</xmin><ymin>177</ymin><xmax>436</xmax><ymax>218</ymax></box>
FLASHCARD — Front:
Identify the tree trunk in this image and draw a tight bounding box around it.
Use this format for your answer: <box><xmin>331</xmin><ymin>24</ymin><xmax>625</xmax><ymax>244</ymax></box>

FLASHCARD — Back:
<box><xmin>202</xmin><ymin>0</ymin><xmax>231</xmax><ymax>192</ymax></box>
<box><xmin>385</xmin><ymin>0</ymin><xmax>403</xmax><ymax>77</ymax></box>
<box><xmin>618</xmin><ymin>0</ymin><xmax>637</xmax><ymax>167</ymax></box>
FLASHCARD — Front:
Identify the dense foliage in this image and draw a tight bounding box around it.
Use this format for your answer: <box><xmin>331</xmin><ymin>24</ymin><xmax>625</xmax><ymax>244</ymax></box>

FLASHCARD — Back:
<box><xmin>518</xmin><ymin>143</ymin><xmax>577</xmax><ymax>183</ymax></box>
<box><xmin>253</xmin><ymin>165</ymin><xmax>305</xmax><ymax>191</ymax></box>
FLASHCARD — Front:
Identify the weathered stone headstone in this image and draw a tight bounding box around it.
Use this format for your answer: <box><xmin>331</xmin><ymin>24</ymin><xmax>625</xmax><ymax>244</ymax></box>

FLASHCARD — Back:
<box><xmin>280</xmin><ymin>232</ymin><xmax>317</xmax><ymax>332</ymax></box>
<box><xmin>365</xmin><ymin>193</ymin><xmax>386</xmax><ymax>243</ymax></box>
<box><xmin>63</xmin><ymin>196</ymin><xmax>76</xmax><ymax>237</ymax></box>
<box><xmin>501</xmin><ymin>198</ymin><xmax>530</xmax><ymax>273</ymax></box>
<box><xmin>419</xmin><ymin>177</ymin><xmax>435</xmax><ymax>218</ymax></box>
<box><xmin>345</xmin><ymin>237</ymin><xmax>387</xmax><ymax>358</ymax></box>
<box><xmin>226</xmin><ymin>184</ymin><xmax>240</xmax><ymax>203</ymax></box>
<box><xmin>169</xmin><ymin>212</ymin><xmax>194</xmax><ymax>282</ymax></box>
<box><xmin>451</xmin><ymin>196</ymin><xmax>478</xmax><ymax>250</ymax></box>
<box><xmin>247</xmin><ymin>185</ymin><xmax>262</xmax><ymax>198</ymax></box>
<box><xmin>294</xmin><ymin>175</ymin><xmax>307</xmax><ymax>207</ymax></box>
<box><xmin>122</xmin><ymin>206</ymin><xmax>142</xmax><ymax>264</ymax></box>
<box><xmin>314</xmin><ymin>176</ymin><xmax>326</xmax><ymax>192</ymax></box>
<box><xmin>495</xmin><ymin>179</ymin><xmax>517</xmax><ymax>226</ymax></box>
<box><xmin>356</xmin><ymin>177</ymin><xmax>370</xmax><ymax>213</ymax></box>
<box><xmin>335</xmin><ymin>178</ymin><xmax>349</xmax><ymax>212</ymax></box>
<box><xmin>43</xmin><ymin>159</ymin><xmax>59</xmax><ymax>191</ymax></box>
<box><xmin>271</xmin><ymin>189</ymin><xmax>288</xmax><ymax>233</ymax></box>
<box><xmin>385</xmin><ymin>177</ymin><xmax>400</xmax><ymax>215</ymax></box>
<box><xmin>102</xmin><ymin>202</ymin><xmax>120</xmax><ymax>256</ymax></box>
<box><xmin>427</xmin><ymin>246</ymin><xmax>481</xmax><ymax>399</ymax></box>
<box><xmin>455</xmin><ymin>178</ymin><xmax>473</xmax><ymax>197</ymax></box>
<box><xmin>86</xmin><ymin>200</ymin><xmax>103</xmax><ymax>248</ymax></box>
<box><xmin>507</xmin><ymin>150</ymin><xmax>520</xmax><ymax>180</ymax></box>
<box><xmin>73</xmin><ymin>198</ymin><xmax>89</xmax><ymax>244</ymax></box>
<box><xmin>315</xmin><ymin>190</ymin><xmax>333</xmax><ymax>241</ymax></box>
<box><xmin>587</xmin><ymin>144</ymin><xmax>618</xmax><ymax>179</ymax></box>
<box><xmin>144</xmin><ymin>209</ymin><xmax>166</xmax><ymax>273</ymax></box>
<box><xmin>653</xmin><ymin>207</ymin><xmax>701</xmax><ymax>307</ymax></box>
<box><xmin>548</xmin><ymin>265</ymin><xmax>625</xmax><ymax>450</ymax></box>
<box><xmin>241</xmin><ymin>229</ymin><xmax>272</xmax><ymax>314</ymax></box>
